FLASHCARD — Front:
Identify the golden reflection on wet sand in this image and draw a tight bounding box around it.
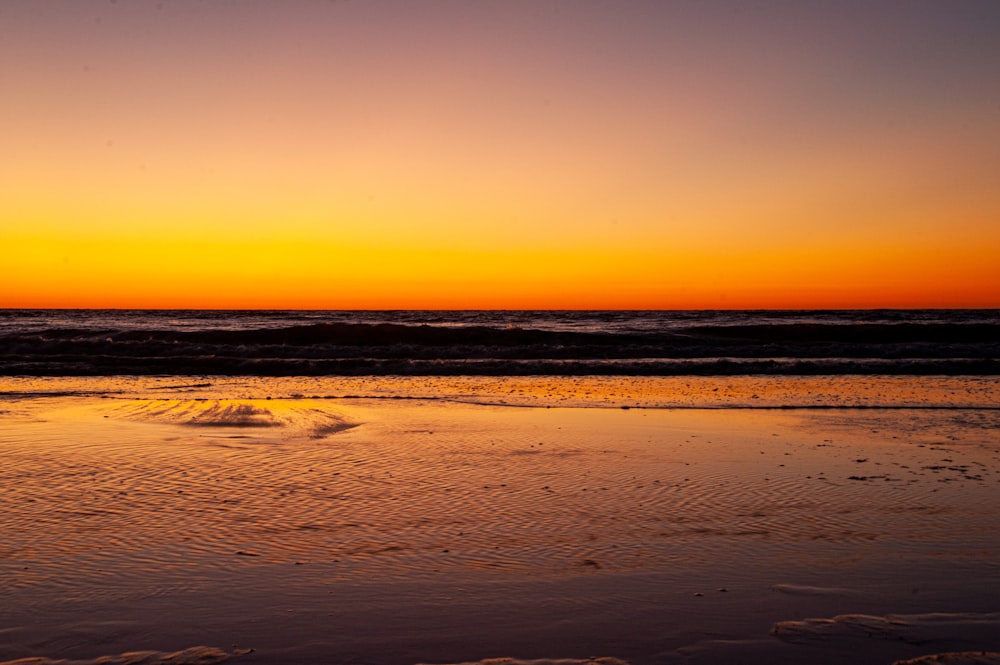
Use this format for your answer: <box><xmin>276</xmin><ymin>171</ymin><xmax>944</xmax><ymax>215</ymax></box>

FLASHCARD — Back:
<box><xmin>1</xmin><ymin>377</ymin><xmax>999</xmax><ymax>665</ymax></box>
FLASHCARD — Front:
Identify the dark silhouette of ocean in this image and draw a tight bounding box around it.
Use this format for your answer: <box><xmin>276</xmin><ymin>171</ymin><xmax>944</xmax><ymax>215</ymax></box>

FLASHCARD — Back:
<box><xmin>1</xmin><ymin>309</ymin><xmax>997</xmax><ymax>376</ymax></box>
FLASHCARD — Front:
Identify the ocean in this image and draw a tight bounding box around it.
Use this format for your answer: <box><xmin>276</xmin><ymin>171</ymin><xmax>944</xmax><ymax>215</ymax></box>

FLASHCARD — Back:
<box><xmin>1</xmin><ymin>309</ymin><xmax>997</xmax><ymax>376</ymax></box>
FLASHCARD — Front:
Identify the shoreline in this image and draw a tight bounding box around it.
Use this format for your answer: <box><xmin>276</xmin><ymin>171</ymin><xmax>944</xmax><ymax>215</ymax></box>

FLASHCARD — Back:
<box><xmin>3</xmin><ymin>375</ymin><xmax>999</xmax><ymax>409</ymax></box>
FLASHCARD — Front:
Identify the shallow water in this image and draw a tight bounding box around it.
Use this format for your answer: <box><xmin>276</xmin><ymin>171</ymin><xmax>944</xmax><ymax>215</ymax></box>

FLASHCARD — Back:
<box><xmin>1</xmin><ymin>377</ymin><xmax>999</xmax><ymax>664</ymax></box>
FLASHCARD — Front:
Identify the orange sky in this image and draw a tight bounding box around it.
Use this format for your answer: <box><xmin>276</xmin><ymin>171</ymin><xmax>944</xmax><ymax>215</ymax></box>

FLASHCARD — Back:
<box><xmin>2</xmin><ymin>1</ymin><xmax>999</xmax><ymax>309</ymax></box>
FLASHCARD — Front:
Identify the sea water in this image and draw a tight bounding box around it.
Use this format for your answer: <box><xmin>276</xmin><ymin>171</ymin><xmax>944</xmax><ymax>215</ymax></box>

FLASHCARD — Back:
<box><xmin>1</xmin><ymin>308</ymin><xmax>997</xmax><ymax>375</ymax></box>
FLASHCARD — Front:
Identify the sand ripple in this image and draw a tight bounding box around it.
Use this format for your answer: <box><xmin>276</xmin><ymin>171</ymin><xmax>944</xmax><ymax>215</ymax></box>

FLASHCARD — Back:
<box><xmin>106</xmin><ymin>399</ymin><xmax>356</xmax><ymax>436</ymax></box>
<box><xmin>774</xmin><ymin>611</ymin><xmax>1000</xmax><ymax>646</ymax></box>
<box><xmin>767</xmin><ymin>612</ymin><xmax>1000</xmax><ymax>665</ymax></box>
<box><xmin>0</xmin><ymin>646</ymin><xmax>244</xmax><ymax>665</ymax></box>
<box><xmin>895</xmin><ymin>653</ymin><xmax>1000</xmax><ymax>665</ymax></box>
<box><xmin>2</xmin><ymin>401</ymin><xmax>999</xmax><ymax>608</ymax></box>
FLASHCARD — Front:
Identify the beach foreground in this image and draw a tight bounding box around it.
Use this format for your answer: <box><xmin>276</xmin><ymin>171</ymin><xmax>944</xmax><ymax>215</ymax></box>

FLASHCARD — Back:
<box><xmin>1</xmin><ymin>377</ymin><xmax>999</xmax><ymax>664</ymax></box>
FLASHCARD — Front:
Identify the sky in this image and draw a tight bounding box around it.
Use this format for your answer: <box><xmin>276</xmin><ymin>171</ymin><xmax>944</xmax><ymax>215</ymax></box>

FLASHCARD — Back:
<box><xmin>2</xmin><ymin>0</ymin><xmax>999</xmax><ymax>309</ymax></box>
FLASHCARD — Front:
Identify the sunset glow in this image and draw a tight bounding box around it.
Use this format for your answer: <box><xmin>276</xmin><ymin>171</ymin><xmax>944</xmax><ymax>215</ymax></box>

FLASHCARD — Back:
<box><xmin>3</xmin><ymin>1</ymin><xmax>999</xmax><ymax>309</ymax></box>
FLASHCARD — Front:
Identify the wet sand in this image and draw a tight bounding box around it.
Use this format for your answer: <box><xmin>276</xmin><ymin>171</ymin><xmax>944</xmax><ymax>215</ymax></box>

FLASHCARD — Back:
<box><xmin>1</xmin><ymin>377</ymin><xmax>999</xmax><ymax>664</ymax></box>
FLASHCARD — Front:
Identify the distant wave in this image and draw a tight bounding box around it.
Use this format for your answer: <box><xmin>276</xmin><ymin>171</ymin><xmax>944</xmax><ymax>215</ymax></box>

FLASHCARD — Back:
<box><xmin>2</xmin><ymin>318</ymin><xmax>997</xmax><ymax>376</ymax></box>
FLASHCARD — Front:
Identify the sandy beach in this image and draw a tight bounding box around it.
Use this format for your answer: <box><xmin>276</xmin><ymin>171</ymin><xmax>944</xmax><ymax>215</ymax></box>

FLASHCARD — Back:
<box><xmin>2</xmin><ymin>376</ymin><xmax>999</xmax><ymax>665</ymax></box>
